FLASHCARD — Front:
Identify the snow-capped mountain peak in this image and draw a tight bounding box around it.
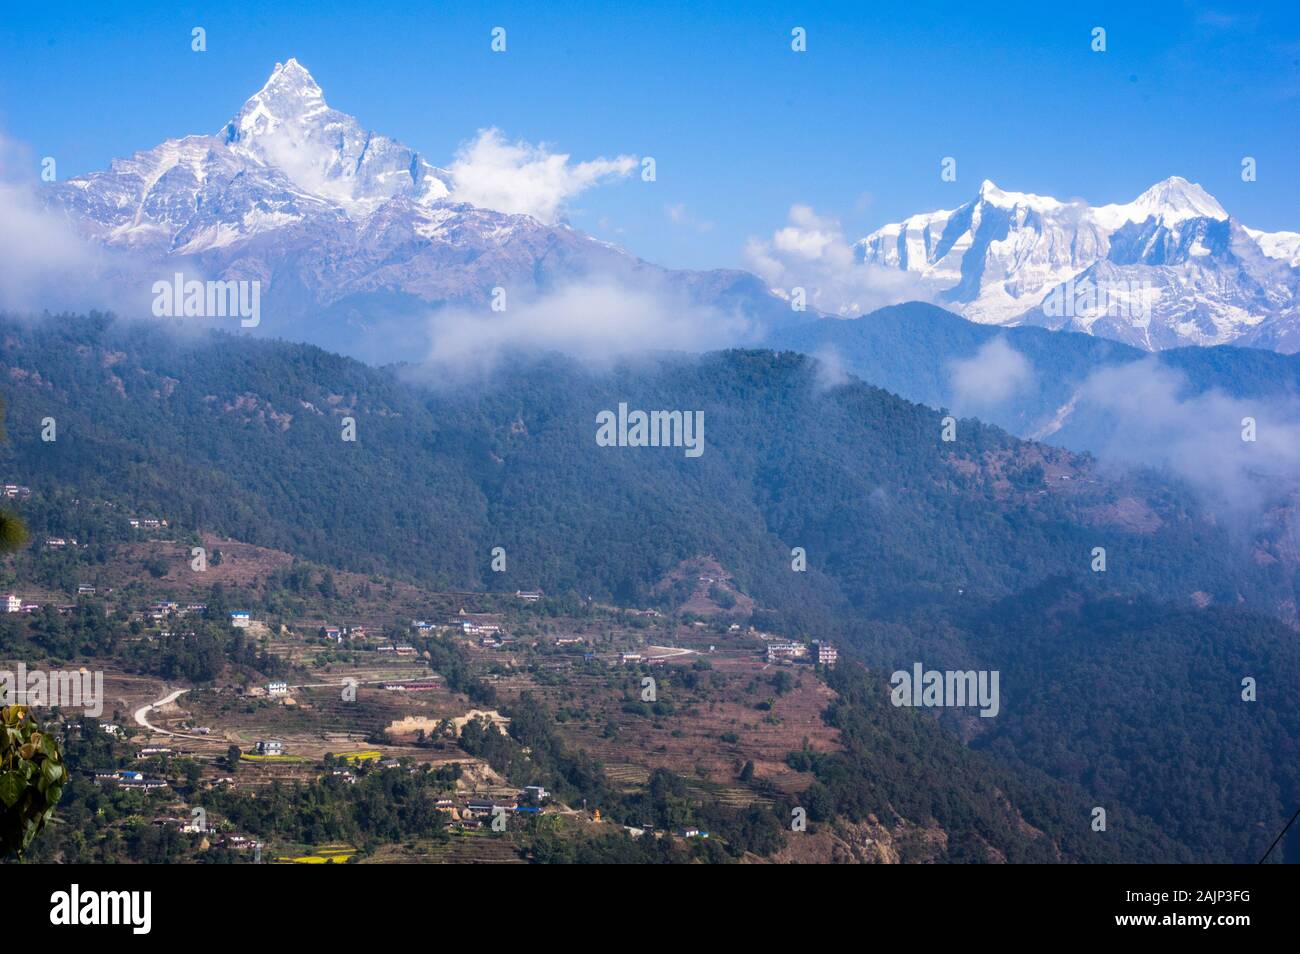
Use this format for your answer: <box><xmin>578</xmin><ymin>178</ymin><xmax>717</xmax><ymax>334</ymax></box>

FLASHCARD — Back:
<box><xmin>44</xmin><ymin>58</ymin><xmax>789</xmax><ymax>362</ymax></box>
<box><xmin>228</xmin><ymin>58</ymin><xmax>328</xmax><ymax>141</ymax></box>
<box><xmin>1093</xmin><ymin>175</ymin><xmax>1227</xmax><ymax>229</ymax></box>
<box><xmin>221</xmin><ymin>59</ymin><xmax>450</xmax><ymax>214</ymax></box>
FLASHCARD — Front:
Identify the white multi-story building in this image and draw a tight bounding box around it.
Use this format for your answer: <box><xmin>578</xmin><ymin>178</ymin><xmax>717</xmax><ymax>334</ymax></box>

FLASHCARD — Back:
<box><xmin>812</xmin><ymin>641</ymin><xmax>839</xmax><ymax>667</ymax></box>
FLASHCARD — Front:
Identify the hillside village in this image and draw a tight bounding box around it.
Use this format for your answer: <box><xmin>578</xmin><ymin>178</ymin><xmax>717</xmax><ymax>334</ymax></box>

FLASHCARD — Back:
<box><xmin>2</xmin><ymin>506</ymin><xmax>851</xmax><ymax>863</ymax></box>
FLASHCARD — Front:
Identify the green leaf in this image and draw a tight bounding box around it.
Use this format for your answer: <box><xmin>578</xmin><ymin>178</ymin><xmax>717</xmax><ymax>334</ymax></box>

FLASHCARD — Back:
<box><xmin>0</xmin><ymin>771</ymin><xmax>26</xmax><ymax>808</ymax></box>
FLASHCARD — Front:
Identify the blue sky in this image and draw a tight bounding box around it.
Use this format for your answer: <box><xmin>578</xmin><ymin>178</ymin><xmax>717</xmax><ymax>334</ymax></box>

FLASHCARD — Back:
<box><xmin>2</xmin><ymin>0</ymin><xmax>1298</xmax><ymax>270</ymax></box>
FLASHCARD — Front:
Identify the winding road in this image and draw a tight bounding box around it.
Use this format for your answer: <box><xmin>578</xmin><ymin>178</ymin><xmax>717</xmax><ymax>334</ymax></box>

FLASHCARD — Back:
<box><xmin>132</xmin><ymin>688</ymin><xmax>193</xmax><ymax>737</ymax></box>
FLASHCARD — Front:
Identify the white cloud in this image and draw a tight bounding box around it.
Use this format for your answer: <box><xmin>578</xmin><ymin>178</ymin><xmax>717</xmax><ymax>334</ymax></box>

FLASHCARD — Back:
<box><xmin>0</xmin><ymin>138</ymin><xmax>104</xmax><ymax>313</ymax></box>
<box><xmin>745</xmin><ymin>204</ymin><xmax>931</xmax><ymax>316</ymax></box>
<box><xmin>418</xmin><ymin>276</ymin><xmax>754</xmax><ymax>380</ymax></box>
<box><xmin>447</xmin><ymin>128</ymin><xmax>637</xmax><ymax>224</ymax></box>
<box><xmin>1073</xmin><ymin>360</ymin><xmax>1300</xmax><ymax>518</ymax></box>
<box><xmin>948</xmin><ymin>338</ymin><xmax>1035</xmax><ymax>410</ymax></box>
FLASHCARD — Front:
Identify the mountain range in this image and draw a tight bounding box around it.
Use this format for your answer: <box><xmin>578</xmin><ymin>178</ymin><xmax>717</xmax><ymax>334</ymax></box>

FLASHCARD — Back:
<box><xmin>44</xmin><ymin>58</ymin><xmax>1300</xmax><ymax>361</ymax></box>
<box><xmin>856</xmin><ymin>178</ymin><xmax>1300</xmax><ymax>352</ymax></box>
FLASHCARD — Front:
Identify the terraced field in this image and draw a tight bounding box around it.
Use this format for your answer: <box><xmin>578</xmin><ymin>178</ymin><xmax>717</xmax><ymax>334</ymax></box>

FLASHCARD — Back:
<box><xmin>498</xmin><ymin>651</ymin><xmax>841</xmax><ymax>797</ymax></box>
<box><xmin>367</xmin><ymin>832</ymin><xmax>526</xmax><ymax>864</ymax></box>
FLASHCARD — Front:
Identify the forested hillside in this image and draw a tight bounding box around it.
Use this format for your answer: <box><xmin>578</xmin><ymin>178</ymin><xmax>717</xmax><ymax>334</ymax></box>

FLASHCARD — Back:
<box><xmin>3</xmin><ymin>312</ymin><xmax>1290</xmax><ymax>632</ymax></box>
<box><xmin>3</xmin><ymin>312</ymin><xmax>1296</xmax><ymax>863</ymax></box>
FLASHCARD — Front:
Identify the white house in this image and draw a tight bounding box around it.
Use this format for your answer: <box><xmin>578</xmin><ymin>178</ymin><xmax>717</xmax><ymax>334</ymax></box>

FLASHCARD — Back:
<box><xmin>765</xmin><ymin>642</ymin><xmax>807</xmax><ymax>663</ymax></box>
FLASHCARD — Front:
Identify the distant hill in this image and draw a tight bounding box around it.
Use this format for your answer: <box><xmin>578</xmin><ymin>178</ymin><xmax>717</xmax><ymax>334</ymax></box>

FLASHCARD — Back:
<box><xmin>772</xmin><ymin>301</ymin><xmax>1300</xmax><ymax>454</ymax></box>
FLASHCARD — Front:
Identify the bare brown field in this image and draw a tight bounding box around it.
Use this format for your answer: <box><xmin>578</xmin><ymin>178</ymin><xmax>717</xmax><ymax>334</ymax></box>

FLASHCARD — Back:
<box><xmin>497</xmin><ymin>651</ymin><xmax>840</xmax><ymax>796</ymax></box>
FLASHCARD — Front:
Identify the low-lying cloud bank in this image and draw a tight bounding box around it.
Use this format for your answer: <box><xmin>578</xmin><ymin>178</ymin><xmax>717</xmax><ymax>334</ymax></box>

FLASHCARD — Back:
<box><xmin>948</xmin><ymin>338</ymin><xmax>1036</xmax><ymax>411</ymax></box>
<box><xmin>0</xmin><ymin>139</ymin><xmax>105</xmax><ymax>314</ymax></box>
<box><xmin>1073</xmin><ymin>359</ymin><xmax>1300</xmax><ymax>516</ymax></box>
<box><xmin>943</xmin><ymin>337</ymin><xmax>1300</xmax><ymax>521</ymax></box>
<box><xmin>413</xmin><ymin>275</ymin><xmax>758</xmax><ymax>382</ymax></box>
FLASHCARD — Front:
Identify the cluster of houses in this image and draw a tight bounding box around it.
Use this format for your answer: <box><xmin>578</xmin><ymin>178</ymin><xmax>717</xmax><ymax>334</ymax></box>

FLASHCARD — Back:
<box><xmin>126</xmin><ymin>516</ymin><xmax>169</xmax><ymax>530</ymax></box>
<box><xmin>381</xmin><ymin>680</ymin><xmax>439</xmax><ymax>691</ymax></box>
<box><xmin>148</xmin><ymin>601</ymin><xmax>206</xmax><ymax>620</ymax></box>
<box><xmin>327</xmin><ymin>757</ymin><xmax>408</xmax><ymax>784</ymax></box>
<box><xmin>408</xmin><ymin>610</ymin><xmax>521</xmax><ymax>646</ymax></box>
<box><xmin>434</xmin><ymin>785</ymin><xmax>551</xmax><ymax>826</ymax></box>
<box><xmin>2</xmin><ymin>484</ymin><xmax>31</xmax><ymax>499</ymax></box>
<box><xmin>153</xmin><ymin>815</ymin><xmax>207</xmax><ymax>834</ymax></box>
<box><xmin>242</xmin><ymin>681</ymin><xmax>293</xmax><ymax>700</ymax></box>
<box><xmin>93</xmin><ymin>770</ymin><xmax>168</xmax><ymax>791</ymax></box>
<box><xmin>624</xmin><ymin>823</ymin><xmax>710</xmax><ymax>840</ymax></box>
<box><xmin>765</xmin><ymin>639</ymin><xmax>838</xmax><ymax>667</ymax></box>
<box><xmin>455</xmin><ymin>613</ymin><xmax>502</xmax><ymax>638</ymax></box>
<box><xmin>210</xmin><ymin>834</ymin><xmax>260</xmax><ymax>852</ymax></box>
<box><xmin>149</xmin><ymin>819</ymin><xmax>262</xmax><ymax>852</ymax></box>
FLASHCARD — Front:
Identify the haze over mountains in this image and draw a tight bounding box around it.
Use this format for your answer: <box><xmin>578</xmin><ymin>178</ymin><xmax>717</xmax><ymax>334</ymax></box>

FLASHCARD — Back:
<box><xmin>778</xmin><ymin>302</ymin><xmax>1300</xmax><ymax>451</ymax></box>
